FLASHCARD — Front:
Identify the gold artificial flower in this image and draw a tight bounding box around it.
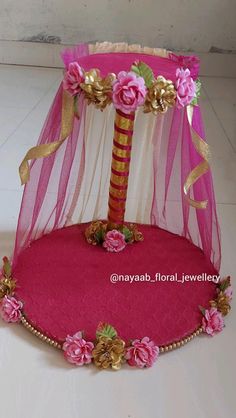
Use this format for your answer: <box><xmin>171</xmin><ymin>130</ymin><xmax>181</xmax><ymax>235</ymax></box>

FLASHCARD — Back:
<box><xmin>92</xmin><ymin>336</ymin><xmax>125</xmax><ymax>370</ymax></box>
<box><xmin>80</xmin><ymin>69</ymin><xmax>116</xmax><ymax>110</ymax></box>
<box><xmin>0</xmin><ymin>277</ymin><xmax>16</xmax><ymax>299</ymax></box>
<box><xmin>144</xmin><ymin>76</ymin><xmax>176</xmax><ymax>114</ymax></box>
<box><xmin>128</xmin><ymin>224</ymin><xmax>144</xmax><ymax>243</ymax></box>
<box><xmin>210</xmin><ymin>291</ymin><xmax>231</xmax><ymax>316</ymax></box>
<box><xmin>84</xmin><ymin>221</ymin><xmax>107</xmax><ymax>245</ymax></box>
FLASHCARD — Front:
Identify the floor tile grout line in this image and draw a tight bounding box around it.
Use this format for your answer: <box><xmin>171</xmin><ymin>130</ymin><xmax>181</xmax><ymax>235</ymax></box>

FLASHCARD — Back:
<box><xmin>202</xmin><ymin>84</ymin><xmax>236</xmax><ymax>154</ymax></box>
<box><xmin>0</xmin><ymin>77</ymin><xmax>61</xmax><ymax>151</ymax></box>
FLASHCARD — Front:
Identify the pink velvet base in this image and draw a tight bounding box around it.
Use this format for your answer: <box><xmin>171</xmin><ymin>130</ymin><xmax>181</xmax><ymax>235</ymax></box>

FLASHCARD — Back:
<box><xmin>14</xmin><ymin>224</ymin><xmax>218</xmax><ymax>345</ymax></box>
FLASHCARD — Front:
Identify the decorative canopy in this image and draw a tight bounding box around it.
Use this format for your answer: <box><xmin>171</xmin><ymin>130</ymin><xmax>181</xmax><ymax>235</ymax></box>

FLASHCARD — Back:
<box><xmin>13</xmin><ymin>42</ymin><xmax>220</xmax><ymax>270</ymax></box>
<box><xmin>1</xmin><ymin>43</ymin><xmax>231</xmax><ymax>372</ymax></box>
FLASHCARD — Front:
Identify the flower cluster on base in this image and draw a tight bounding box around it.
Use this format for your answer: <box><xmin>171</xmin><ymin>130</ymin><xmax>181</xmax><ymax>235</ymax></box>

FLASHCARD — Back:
<box><xmin>0</xmin><ymin>257</ymin><xmax>21</xmax><ymax>323</ymax></box>
<box><xmin>85</xmin><ymin>221</ymin><xmax>143</xmax><ymax>252</ymax></box>
<box><xmin>63</xmin><ymin>323</ymin><xmax>159</xmax><ymax>370</ymax></box>
<box><xmin>62</xmin><ymin>59</ymin><xmax>200</xmax><ymax>115</ymax></box>
<box><xmin>200</xmin><ymin>276</ymin><xmax>232</xmax><ymax>336</ymax></box>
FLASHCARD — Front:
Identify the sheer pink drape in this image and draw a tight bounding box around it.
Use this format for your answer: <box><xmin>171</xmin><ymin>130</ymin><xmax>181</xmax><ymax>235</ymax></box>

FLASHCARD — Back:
<box><xmin>12</xmin><ymin>44</ymin><xmax>221</xmax><ymax>271</ymax></box>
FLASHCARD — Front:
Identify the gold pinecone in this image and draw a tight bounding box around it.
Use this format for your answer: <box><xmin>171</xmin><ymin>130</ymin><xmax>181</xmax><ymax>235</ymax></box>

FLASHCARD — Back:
<box><xmin>92</xmin><ymin>336</ymin><xmax>125</xmax><ymax>370</ymax></box>
<box><xmin>210</xmin><ymin>291</ymin><xmax>231</xmax><ymax>316</ymax></box>
<box><xmin>80</xmin><ymin>69</ymin><xmax>116</xmax><ymax>110</ymax></box>
<box><xmin>144</xmin><ymin>76</ymin><xmax>176</xmax><ymax>114</ymax></box>
<box><xmin>0</xmin><ymin>277</ymin><xmax>16</xmax><ymax>299</ymax></box>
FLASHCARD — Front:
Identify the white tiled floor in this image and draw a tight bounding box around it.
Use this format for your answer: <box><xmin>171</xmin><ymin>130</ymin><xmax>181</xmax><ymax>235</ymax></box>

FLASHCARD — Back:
<box><xmin>0</xmin><ymin>64</ymin><xmax>235</xmax><ymax>418</ymax></box>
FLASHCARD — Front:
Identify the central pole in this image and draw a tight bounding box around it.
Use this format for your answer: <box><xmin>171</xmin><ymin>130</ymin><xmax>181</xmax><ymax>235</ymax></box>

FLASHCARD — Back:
<box><xmin>107</xmin><ymin>109</ymin><xmax>135</xmax><ymax>224</ymax></box>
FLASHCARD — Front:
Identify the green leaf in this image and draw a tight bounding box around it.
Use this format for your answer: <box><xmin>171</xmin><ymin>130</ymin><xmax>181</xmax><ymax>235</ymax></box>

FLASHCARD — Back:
<box><xmin>191</xmin><ymin>78</ymin><xmax>201</xmax><ymax>106</ymax></box>
<box><xmin>121</xmin><ymin>226</ymin><xmax>133</xmax><ymax>242</ymax></box>
<box><xmin>96</xmin><ymin>322</ymin><xmax>117</xmax><ymax>339</ymax></box>
<box><xmin>199</xmin><ymin>305</ymin><xmax>206</xmax><ymax>315</ymax></box>
<box><xmin>2</xmin><ymin>257</ymin><xmax>11</xmax><ymax>278</ymax></box>
<box><xmin>95</xmin><ymin>229</ymin><xmax>105</xmax><ymax>244</ymax></box>
<box><xmin>131</xmin><ymin>61</ymin><xmax>154</xmax><ymax>88</ymax></box>
<box><xmin>219</xmin><ymin>276</ymin><xmax>231</xmax><ymax>292</ymax></box>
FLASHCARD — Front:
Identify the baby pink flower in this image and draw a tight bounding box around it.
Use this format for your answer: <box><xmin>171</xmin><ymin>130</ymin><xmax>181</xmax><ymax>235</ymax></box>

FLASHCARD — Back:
<box><xmin>202</xmin><ymin>307</ymin><xmax>224</xmax><ymax>336</ymax></box>
<box><xmin>175</xmin><ymin>68</ymin><xmax>196</xmax><ymax>108</ymax></box>
<box><xmin>103</xmin><ymin>230</ymin><xmax>126</xmax><ymax>252</ymax></box>
<box><xmin>63</xmin><ymin>62</ymin><xmax>84</xmax><ymax>96</ymax></box>
<box><xmin>125</xmin><ymin>337</ymin><xmax>159</xmax><ymax>368</ymax></box>
<box><xmin>225</xmin><ymin>285</ymin><xmax>233</xmax><ymax>301</ymax></box>
<box><xmin>0</xmin><ymin>296</ymin><xmax>23</xmax><ymax>323</ymax></box>
<box><xmin>63</xmin><ymin>331</ymin><xmax>94</xmax><ymax>366</ymax></box>
<box><xmin>112</xmin><ymin>71</ymin><xmax>147</xmax><ymax>114</ymax></box>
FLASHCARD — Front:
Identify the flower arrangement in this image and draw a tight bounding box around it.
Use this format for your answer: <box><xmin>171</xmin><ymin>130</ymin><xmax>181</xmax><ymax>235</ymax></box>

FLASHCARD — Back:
<box><xmin>62</xmin><ymin>60</ymin><xmax>200</xmax><ymax>115</ymax></box>
<box><xmin>63</xmin><ymin>323</ymin><xmax>159</xmax><ymax>370</ymax></box>
<box><xmin>200</xmin><ymin>276</ymin><xmax>232</xmax><ymax>336</ymax></box>
<box><xmin>84</xmin><ymin>221</ymin><xmax>143</xmax><ymax>252</ymax></box>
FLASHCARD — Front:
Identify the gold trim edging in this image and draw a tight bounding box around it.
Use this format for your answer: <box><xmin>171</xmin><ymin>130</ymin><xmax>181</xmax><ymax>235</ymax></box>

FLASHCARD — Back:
<box><xmin>20</xmin><ymin>314</ymin><xmax>203</xmax><ymax>354</ymax></box>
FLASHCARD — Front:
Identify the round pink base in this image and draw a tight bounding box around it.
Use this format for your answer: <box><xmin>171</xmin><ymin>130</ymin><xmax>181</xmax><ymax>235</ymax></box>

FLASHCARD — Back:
<box><xmin>14</xmin><ymin>224</ymin><xmax>218</xmax><ymax>345</ymax></box>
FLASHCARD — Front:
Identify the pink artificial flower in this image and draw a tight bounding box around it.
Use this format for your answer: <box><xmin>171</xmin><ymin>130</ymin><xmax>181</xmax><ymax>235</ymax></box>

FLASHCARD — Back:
<box><xmin>0</xmin><ymin>296</ymin><xmax>23</xmax><ymax>323</ymax></box>
<box><xmin>103</xmin><ymin>230</ymin><xmax>126</xmax><ymax>253</ymax></box>
<box><xmin>125</xmin><ymin>337</ymin><xmax>159</xmax><ymax>368</ymax></box>
<box><xmin>225</xmin><ymin>285</ymin><xmax>233</xmax><ymax>301</ymax></box>
<box><xmin>63</xmin><ymin>331</ymin><xmax>94</xmax><ymax>366</ymax></box>
<box><xmin>175</xmin><ymin>68</ymin><xmax>196</xmax><ymax>108</ymax></box>
<box><xmin>63</xmin><ymin>62</ymin><xmax>84</xmax><ymax>96</ymax></box>
<box><xmin>112</xmin><ymin>71</ymin><xmax>147</xmax><ymax>114</ymax></box>
<box><xmin>202</xmin><ymin>307</ymin><xmax>224</xmax><ymax>336</ymax></box>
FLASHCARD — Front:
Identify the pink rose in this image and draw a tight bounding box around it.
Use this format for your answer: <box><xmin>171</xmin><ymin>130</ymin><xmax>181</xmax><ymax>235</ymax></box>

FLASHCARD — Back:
<box><xmin>202</xmin><ymin>307</ymin><xmax>224</xmax><ymax>336</ymax></box>
<box><xmin>0</xmin><ymin>296</ymin><xmax>23</xmax><ymax>323</ymax></box>
<box><xmin>175</xmin><ymin>68</ymin><xmax>196</xmax><ymax>108</ymax></box>
<box><xmin>225</xmin><ymin>285</ymin><xmax>233</xmax><ymax>301</ymax></box>
<box><xmin>125</xmin><ymin>337</ymin><xmax>159</xmax><ymax>368</ymax></box>
<box><xmin>63</xmin><ymin>331</ymin><xmax>94</xmax><ymax>366</ymax></box>
<box><xmin>103</xmin><ymin>230</ymin><xmax>126</xmax><ymax>253</ymax></box>
<box><xmin>112</xmin><ymin>71</ymin><xmax>147</xmax><ymax>114</ymax></box>
<box><xmin>63</xmin><ymin>62</ymin><xmax>84</xmax><ymax>96</ymax></box>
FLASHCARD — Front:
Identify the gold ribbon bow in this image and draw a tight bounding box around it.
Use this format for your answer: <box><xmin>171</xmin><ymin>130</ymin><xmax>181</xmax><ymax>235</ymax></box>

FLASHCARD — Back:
<box><xmin>184</xmin><ymin>105</ymin><xmax>211</xmax><ymax>209</ymax></box>
<box><xmin>19</xmin><ymin>90</ymin><xmax>74</xmax><ymax>185</ymax></box>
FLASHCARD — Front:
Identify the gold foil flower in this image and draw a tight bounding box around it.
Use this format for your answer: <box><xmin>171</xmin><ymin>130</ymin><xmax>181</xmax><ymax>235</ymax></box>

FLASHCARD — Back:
<box><xmin>80</xmin><ymin>69</ymin><xmax>116</xmax><ymax>110</ymax></box>
<box><xmin>128</xmin><ymin>224</ymin><xmax>144</xmax><ymax>243</ymax></box>
<box><xmin>0</xmin><ymin>277</ymin><xmax>16</xmax><ymax>299</ymax></box>
<box><xmin>92</xmin><ymin>336</ymin><xmax>125</xmax><ymax>370</ymax></box>
<box><xmin>210</xmin><ymin>291</ymin><xmax>231</xmax><ymax>316</ymax></box>
<box><xmin>84</xmin><ymin>220</ymin><xmax>107</xmax><ymax>245</ymax></box>
<box><xmin>144</xmin><ymin>76</ymin><xmax>176</xmax><ymax>114</ymax></box>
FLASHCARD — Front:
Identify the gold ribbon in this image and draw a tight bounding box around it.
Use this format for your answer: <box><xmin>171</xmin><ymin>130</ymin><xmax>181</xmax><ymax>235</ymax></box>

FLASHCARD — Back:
<box><xmin>184</xmin><ymin>105</ymin><xmax>211</xmax><ymax>209</ymax></box>
<box><xmin>19</xmin><ymin>90</ymin><xmax>74</xmax><ymax>185</ymax></box>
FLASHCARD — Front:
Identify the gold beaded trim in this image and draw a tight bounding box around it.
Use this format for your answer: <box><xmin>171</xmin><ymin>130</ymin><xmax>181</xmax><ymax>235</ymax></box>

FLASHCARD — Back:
<box><xmin>20</xmin><ymin>313</ymin><xmax>202</xmax><ymax>354</ymax></box>
<box><xmin>159</xmin><ymin>326</ymin><xmax>203</xmax><ymax>353</ymax></box>
<box><xmin>20</xmin><ymin>314</ymin><xmax>62</xmax><ymax>349</ymax></box>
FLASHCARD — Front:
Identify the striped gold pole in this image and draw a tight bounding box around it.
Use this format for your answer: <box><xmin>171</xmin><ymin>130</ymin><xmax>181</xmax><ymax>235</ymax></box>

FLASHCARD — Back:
<box><xmin>108</xmin><ymin>109</ymin><xmax>135</xmax><ymax>224</ymax></box>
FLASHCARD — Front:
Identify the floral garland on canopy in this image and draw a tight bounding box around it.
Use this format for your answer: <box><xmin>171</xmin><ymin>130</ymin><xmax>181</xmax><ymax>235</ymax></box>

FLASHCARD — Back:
<box><xmin>63</xmin><ymin>60</ymin><xmax>201</xmax><ymax>114</ymax></box>
<box><xmin>0</xmin><ymin>257</ymin><xmax>233</xmax><ymax>370</ymax></box>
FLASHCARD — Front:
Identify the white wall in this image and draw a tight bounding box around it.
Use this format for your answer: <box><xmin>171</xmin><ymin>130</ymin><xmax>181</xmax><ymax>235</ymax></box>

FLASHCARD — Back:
<box><xmin>0</xmin><ymin>0</ymin><xmax>235</xmax><ymax>52</ymax></box>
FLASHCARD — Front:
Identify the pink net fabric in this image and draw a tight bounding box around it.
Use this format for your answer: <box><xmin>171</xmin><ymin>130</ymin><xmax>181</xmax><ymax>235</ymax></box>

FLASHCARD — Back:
<box><xmin>12</xmin><ymin>44</ymin><xmax>221</xmax><ymax>271</ymax></box>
